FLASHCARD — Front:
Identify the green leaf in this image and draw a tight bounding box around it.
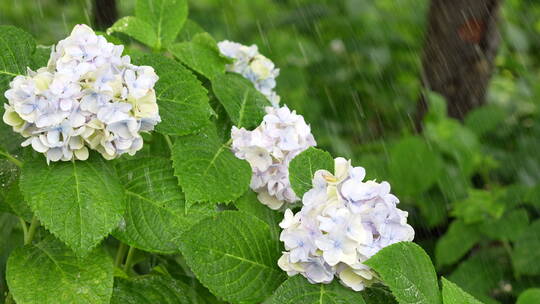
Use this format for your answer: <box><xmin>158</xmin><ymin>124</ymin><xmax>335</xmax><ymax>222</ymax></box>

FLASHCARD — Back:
<box><xmin>289</xmin><ymin>147</ymin><xmax>334</xmax><ymax>198</ymax></box>
<box><xmin>29</xmin><ymin>46</ymin><xmax>52</xmax><ymax>70</ymax></box>
<box><xmin>111</xmin><ymin>275</ymin><xmax>190</xmax><ymax>304</ymax></box>
<box><xmin>212</xmin><ymin>73</ymin><xmax>271</xmax><ymax>129</ymax></box>
<box><xmin>365</xmin><ymin>242</ymin><xmax>442</xmax><ymax>304</ymax></box>
<box><xmin>441</xmin><ymin>278</ymin><xmax>484</xmax><ymax>304</ymax></box>
<box><xmin>362</xmin><ymin>285</ymin><xmax>398</xmax><ymax>304</ymax></box>
<box><xmin>107</xmin><ymin>17</ymin><xmax>158</xmax><ymax>48</ymax></box>
<box><xmin>135</xmin><ymin>54</ymin><xmax>213</xmax><ymax>136</ymax></box>
<box><xmin>512</xmin><ymin>219</ymin><xmax>540</xmax><ymax>276</ymax></box>
<box><xmin>0</xmin><ymin>26</ymin><xmax>36</xmax><ymax>104</ymax></box>
<box><xmin>435</xmin><ymin>220</ymin><xmax>481</xmax><ymax>268</ymax></box>
<box><xmin>388</xmin><ymin>136</ymin><xmax>442</xmax><ymax>196</ymax></box>
<box><xmin>479</xmin><ymin>208</ymin><xmax>529</xmax><ymax>241</ymax></box>
<box><xmin>267</xmin><ymin>276</ymin><xmax>366</xmax><ymax>304</ymax></box>
<box><xmin>180</xmin><ymin>211</ymin><xmax>286</xmax><ymax>303</ymax></box>
<box><xmin>464</xmin><ymin>104</ymin><xmax>506</xmax><ymax>137</ymax></box>
<box><xmin>6</xmin><ymin>237</ymin><xmax>114</xmax><ymax>304</ymax></box>
<box><xmin>19</xmin><ymin>155</ymin><xmax>125</xmax><ymax>256</ymax></box>
<box><xmin>234</xmin><ymin>190</ymin><xmax>281</xmax><ymax>243</ymax></box>
<box><xmin>517</xmin><ymin>288</ymin><xmax>540</xmax><ymax>304</ymax></box>
<box><xmin>449</xmin><ymin>247</ymin><xmax>507</xmax><ymax>304</ymax></box>
<box><xmin>169</xmin><ymin>32</ymin><xmax>229</xmax><ymax>79</ymax></box>
<box><xmin>452</xmin><ymin>190</ymin><xmax>505</xmax><ymax>224</ymax></box>
<box><xmin>135</xmin><ymin>0</ymin><xmax>188</xmax><ymax>49</ymax></box>
<box><xmin>172</xmin><ymin>124</ymin><xmax>251</xmax><ymax>204</ymax></box>
<box><xmin>113</xmin><ymin>157</ymin><xmax>215</xmax><ymax>254</ymax></box>
<box><xmin>177</xmin><ymin>19</ymin><xmax>205</xmax><ymax>41</ymax></box>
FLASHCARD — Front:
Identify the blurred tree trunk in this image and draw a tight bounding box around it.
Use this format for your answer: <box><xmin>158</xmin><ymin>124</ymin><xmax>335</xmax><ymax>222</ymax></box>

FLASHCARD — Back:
<box><xmin>417</xmin><ymin>0</ymin><xmax>502</xmax><ymax>124</ymax></box>
<box><xmin>93</xmin><ymin>0</ymin><xmax>118</xmax><ymax>30</ymax></box>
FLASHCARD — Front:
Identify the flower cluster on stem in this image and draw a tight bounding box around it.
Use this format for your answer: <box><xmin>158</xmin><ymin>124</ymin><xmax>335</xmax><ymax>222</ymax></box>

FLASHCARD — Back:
<box><xmin>3</xmin><ymin>24</ymin><xmax>160</xmax><ymax>162</ymax></box>
<box><xmin>278</xmin><ymin>157</ymin><xmax>415</xmax><ymax>291</ymax></box>
<box><xmin>231</xmin><ymin>105</ymin><xmax>316</xmax><ymax>209</ymax></box>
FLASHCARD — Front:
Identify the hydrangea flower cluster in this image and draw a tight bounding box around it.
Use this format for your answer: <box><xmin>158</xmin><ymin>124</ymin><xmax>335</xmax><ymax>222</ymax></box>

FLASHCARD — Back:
<box><xmin>231</xmin><ymin>105</ymin><xmax>316</xmax><ymax>210</ymax></box>
<box><xmin>3</xmin><ymin>24</ymin><xmax>160</xmax><ymax>163</ymax></box>
<box><xmin>278</xmin><ymin>157</ymin><xmax>415</xmax><ymax>291</ymax></box>
<box><xmin>218</xmin><ymin>40</ymin><xmax>280</xmax><ymax>107</ymax></box>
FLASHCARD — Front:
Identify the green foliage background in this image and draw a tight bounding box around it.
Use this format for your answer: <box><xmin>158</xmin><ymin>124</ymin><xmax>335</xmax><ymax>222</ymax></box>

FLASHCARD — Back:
<box><xmin>1</xmin><ymin>0</ymin><xmax>540</xmax><ymax>303</ymax></box>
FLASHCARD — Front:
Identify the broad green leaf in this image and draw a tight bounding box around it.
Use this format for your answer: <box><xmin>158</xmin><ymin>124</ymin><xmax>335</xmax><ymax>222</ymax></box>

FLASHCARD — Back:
<box><xmin>479</xmin><ymin>208</ymin><xmax>529</xmax><ymax>241</ymax></box>
<box><xmin>212</xmin><ymin>73</ymin><xmax>271</xmax><ymax>129</ymax></box>
<box><xmin>517</xmin><ymin>288</ymin><xmax>540</xmax><ymax>304</ymax></box>
<box><xmin>107</xmin><ymin>17</ymin><xmax>158</xmax><ymax>48</ymax></box>
<box><xmin>29</xmin><ymin>46</ymin><xmax>52</xmax><ymax>70</ymax></box>
<box><xmin>19</xmin><ymin>155</ymin><xmax>125</xmax><ymax>256</ymax></box>
<box><xmin>289</xmin><ymin>147</ymin><xmax>334</xmax><ymax>197</ymax></box>
<box><xmin>135</xmin><ymin>54</ymin><xmax>213</xmax><ymax>136</ymax></box>
<box><xmin>113</xmin><ymin>157</ymin><xmax>215</xmax><ymax>254</ymax></box>
<box><xmin>169</xmin><ymin>32</ymin><xmax>229</xmax><ymax>79</ymax></box>
<box><xmin>6</xmin><ymin>237</ymin><xmax>113</xmax><ymax>304</ymax></box>
<box><xmin>388</xmin><ymin>136</ymin><xmax>442</xmax><ymax>196</ymax></box>
<box><xmin>111</xmin><ymin>275</ymin><xmax>190</xmax><ymax>304</ymax></box>
<box><xmin>0</xmin><ymin>26</ymin><xmax>35</xmax><ymax>104</ymax></box>
<box><xmin>365</xmin><ymin>242</ymin><xmax>442</xmax><ymax>304</ymax></box>
<box><xmin>512</xmin><ymin>219</ymin><xmax>540</xmax><ymax>276</ymax></box>
<box><xmin>464</xmin><ymin>104</ymin><xmax>506</xmax><ymax>137</ymax></box>
<box><xmin>177</xmin><ymin>19</ymin><xmax>205</xmax><ymax>41</ymax></box>
<box><xmin>452</xmin><ymin>190</ymin><xmax>505</xmax><ymax>224</ymax></box>
<box><xmin>135</xmin><ymin>0</ymin><xmax>188</xmax><ymax>49</ymax></box>
<box><xmin>425</xmin><ymin>119</ymin><xmax>481</xmax><ymax>177</ymax></box>
<box><xmin>449</xmin><ymin>248</ymin><xmax>507</xmax><ymax>304</ymax></box>
<box><xmin>0</xmin><ymin>166</ymin><xmax>33</xmax><ymax>221</ymax></box>
<box><xmin>267</xmin><ymin>276</ymin><xmax>366</xmax><ymax>304</ymax></box>
<box><xmin>180</xmin><ymin>211</ymin><xmax>286</xmax><ymax>303</ymax></box>
<box><xmin>441</xmin><ymin>278</ymin><xmax>483</xmax><ymax>304</ymax></box>
<box><xmin>362</xmin><ymin>286</ymin><xmax>398</xmax><ymax>304</ymax></box>
<box><xmin>234</xmin><ymin>190</ymin><xmax>281</xmax><ymax>242</ymax></box>
<box><xmin>172</xmin><ymin>124</ymin><xmax>251</xmax><ymax>204</ymax></box>
<box><xmin>435</xmin><ymin>220</ymin><xmax>481</xmax><ymax>268</ymax></box>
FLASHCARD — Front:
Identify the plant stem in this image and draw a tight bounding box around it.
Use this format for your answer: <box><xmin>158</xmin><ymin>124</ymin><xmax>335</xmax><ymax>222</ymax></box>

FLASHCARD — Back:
<box><xmin>24</xmin><ymin>216</ymin><xmax>39</xmax><ymax>245</ymax></box>
<box><xmin>114</xmin><ymin>242</ymin><xmax>128</xmax><ymax>268</ymax></box>
<box><xmin>18</xmin><ymin>217</ymin><xmax>28</xmax><ymax>241</ymax></box>
<box><xmin>164</xmin><ymin>134</ymin><xmax>173</xmax><ymax>151</ymax></box>
<box><xmin>0</xmin><ymin>151</ymin><xmax>22</xmax><ymax>168</ymax></box>
<box><xmin>123</xmin><ymin>246</ymin><xmax>136</xmax><ymax>272</ymax></box>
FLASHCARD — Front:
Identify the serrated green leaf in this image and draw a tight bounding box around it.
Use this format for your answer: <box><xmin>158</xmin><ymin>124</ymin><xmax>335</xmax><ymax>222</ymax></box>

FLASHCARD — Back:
<box><xmin>19</xmin><ymin>155</ymin><xmax>125</xmax><ymax>256</ymax></box>
<box><xmin>212</xmin><ymin>73</ymin><xmax>271</xmax><ymax>129</ymax></box>
<box><xmin>452</xmin><ymin>189</ymin><xmax>505</xmax><ymax>224</ymax></box>
<box><xmin>108</xmin><ymin>16</ymin><xmax>158</xmax><ymax>48</ymax></box>
<box><xmin>6</xmin><ymin>236</ymin><xmax>114</xmax><ymax>304</ymax></box>
<box><xmin>234</xmin><ymin>190</ymin><xmax>281</xmax><ymax>243</ymax></box>
<box><xmin>111</xmin><ymin>275</ymin><xmax>191</xmax><ymax>304</ymax></box>
<box><xmin>177</xmin><ymin>19</ymin><xmax>206</xmax><ymax>41</ymax></box>
<box><xmin>135</xmin><ymin>54</ymin><xmax>213</xmax><ymax>136</ymax></box>
<box><xmin>169</xmin><ymin>33</ymin><xmax>229</xmax><ymax>79</ymax></box>
<box><xmin>267</xmin><ymin>276</ymin><xmax>366</xmax><ymax>304</ymax></box>
<box><xmin>180</xmin><ymin>211</ymin><xmax>286</xmax><ymax>303</ymax></box>
<box><xmin>112</xmin><ymin>157</ymin><xmax>215</xmax><ymax>254</ymax></box>
<box><xmin>365</xmin><ymin>242</ymin><xmax>442</xmax><ymax>304</ymax></box>
<box><xmin>289</xmin><ymin>147</ymin><xmax>333</xmax><ymax>198</ymax></box>
<box><xmin>517</xmin><ymin>288</ymin><xmax>540</xmax><ymax>304</ymax></box>
<box><xmin>435</xmin><ymin>220</ymin><xmax>481</xmax><ymax>268</ymax></box>
<box><xmin>388</xmin><ymin>136</ymin><xmax>442</xmax><ymax>197</ymax></box>
<box><xmin>0</xmin><ymin>26</ymin><xmax>35</xmax><ymax>104</ymax></box>
<box><xmin>172</xmin><ymin>124</ymin><xmax>251</xmax><ymax>204</ymax></box>
<box><xmin>512</xmin><ymin>219</ymin><xmax>540</xmax><ymax>276</ymax></box>
<box><xmin>135</xmin><ymin>0</ymin><xmax>188</xmax><ymax>49</ymax></box>
<box><xmin>441</xmin><ymin>278</ymin><xmax>483</xmax><ymax>304</ymax></box>
<box><xmin>0</xmin><ymin>165</ymin><xmax>33</xmax><ymax>221</ymax></box>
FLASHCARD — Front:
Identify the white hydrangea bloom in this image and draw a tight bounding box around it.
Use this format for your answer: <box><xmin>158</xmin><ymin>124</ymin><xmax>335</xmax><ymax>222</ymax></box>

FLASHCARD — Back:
<box><xmin>231</xmin><ymin>105</ymin><xmax>316</xmax><ymax>210</ymax></box>
<box><xmin>217</xmin><ymin>40</ymin><xmax>281</xmax><ymax>107</ymax></box>
<box><xmin>278</xmin><ymin>157</ymin><xmax>415</xmax><ymax>291</ymax></box>
<box><xmin>3</xmin><ymin>24</ymin><xmax>160</xmax><ymax>163</ymax></box>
